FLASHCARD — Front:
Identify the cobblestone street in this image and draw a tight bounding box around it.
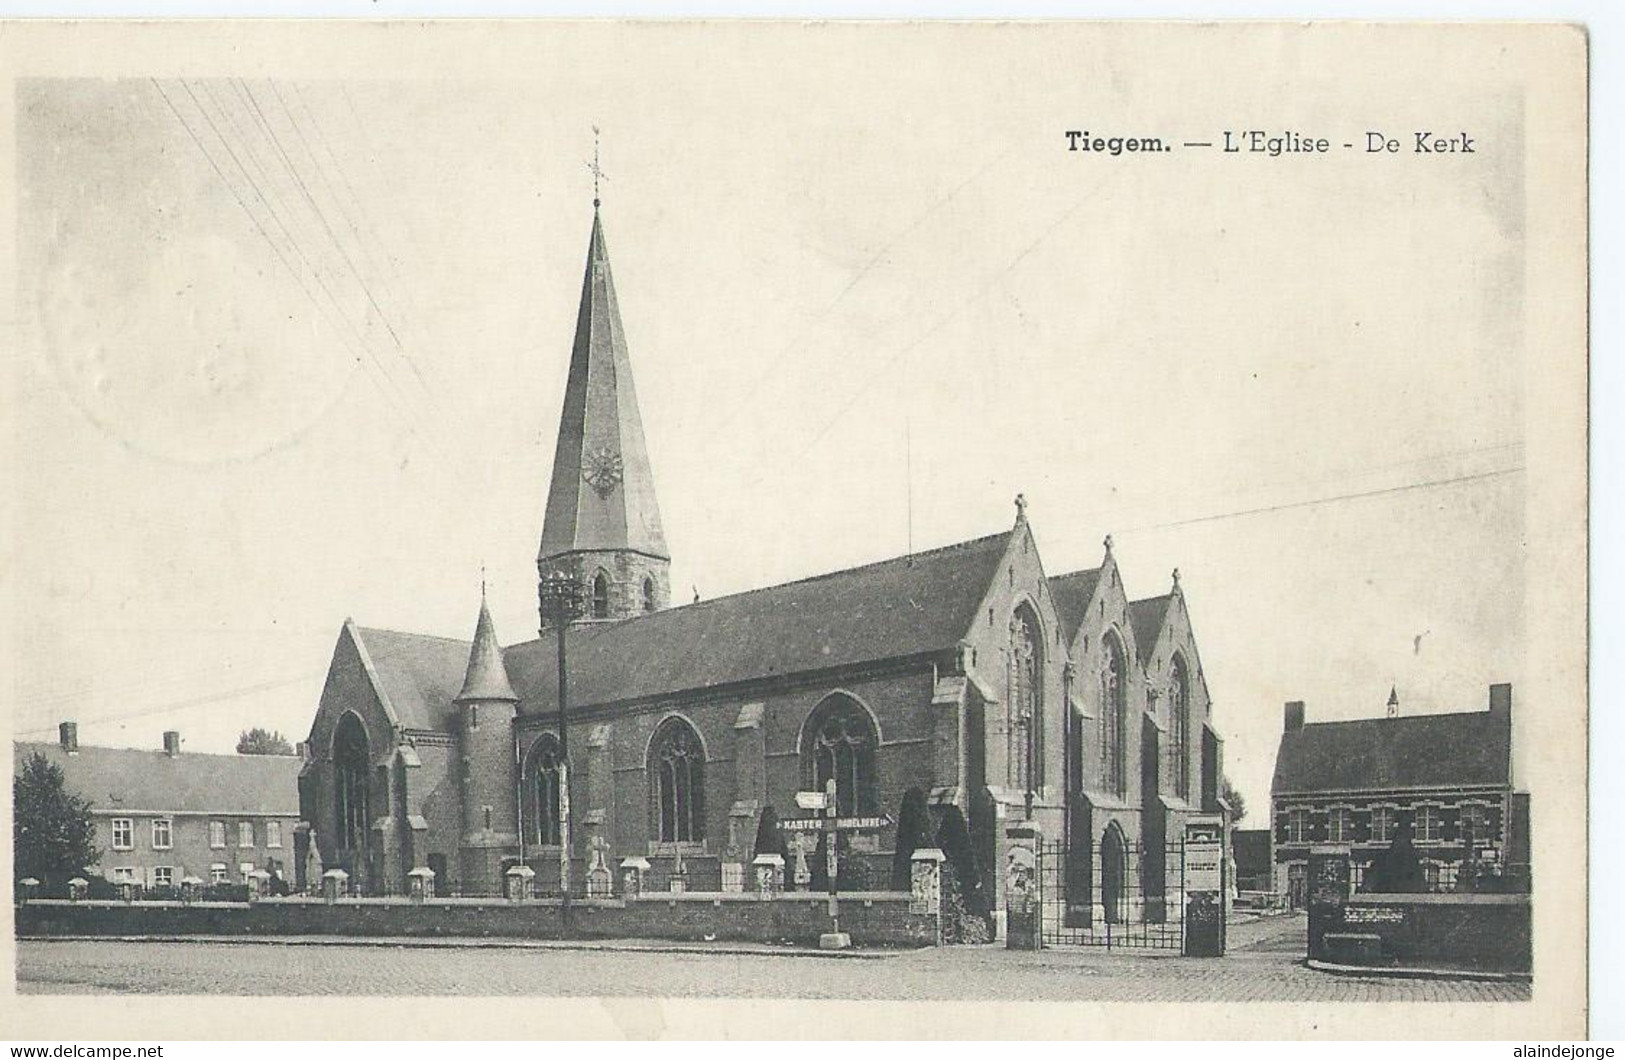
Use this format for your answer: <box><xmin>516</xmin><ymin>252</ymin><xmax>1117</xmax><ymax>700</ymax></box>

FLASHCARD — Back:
<box><xmin>14</xmin><ymin>915</ymin><xmax>1529</xmax><ymax>1002</ymax></box>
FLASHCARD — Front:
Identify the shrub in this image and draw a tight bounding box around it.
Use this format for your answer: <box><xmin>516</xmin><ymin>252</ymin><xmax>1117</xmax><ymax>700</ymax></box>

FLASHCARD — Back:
<box><xmin>934</xmin><ymin>805</ymin><xmax>993</xmax><ymax>943</ymax></box>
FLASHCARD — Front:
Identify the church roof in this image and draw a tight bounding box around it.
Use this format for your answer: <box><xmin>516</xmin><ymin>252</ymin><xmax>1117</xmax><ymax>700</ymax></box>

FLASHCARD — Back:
<box><xmin>353</xmin><ymin>530</ymin><xmax>1012</xmax><ymax>729</ymax></box>
<box><xmin>456</xmin><ymin>597</ymin><xmax>518</xmax><ymax>703</ymax></box>
<box><xmin>1047</xmin><ymin>566</ymin><xmax>1103</xmax><ymax>643</ymax></box>
<box><xmin>1128</xmin><ymin>593</ymin><xmax>1175</xmax><ymax>659</ymax></box>
<box><xmin>1271</xmin><ymin>706</ymin><xmax>1511</xmax><ymax>795</ymax></box>
<box><xmin>538</xmin><ymin>209</ymin><xmax>668</xmax><ymax>562</ymax></box>
<box><xmin>350</xmin><ymin>626</ymin><xmax>474</xmax><ymax>732</ymax></box>
<box><xmin>12</xmin><ymin>740</ymin><xmax>301</xmax><ymax>816</ymax></box>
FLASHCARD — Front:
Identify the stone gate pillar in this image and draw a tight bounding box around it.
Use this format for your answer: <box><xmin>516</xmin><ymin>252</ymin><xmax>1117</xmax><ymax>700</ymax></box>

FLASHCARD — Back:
<box><xmin>1003</xmin><ymin>823</ymin><xmax>1042</xmax><ymax>950</ymax></box>
<box><xmin>910</xmin><ymin>848</ymin><xmax>946</xmax><ymax>945</ymax></box>
<box><xmin>753</xmin><ymin>853</ymin><xmax>785</xmax><ymax>898</ymax></box>
<box><xmin>1306</xmin><ymin>846</ymin><xmax>1353</xmax><ymax>963</ymax></box>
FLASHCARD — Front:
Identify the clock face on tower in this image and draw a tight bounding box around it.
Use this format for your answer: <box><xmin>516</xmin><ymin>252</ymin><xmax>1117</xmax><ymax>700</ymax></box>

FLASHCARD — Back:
<box><xmin>582</xmin><ymin>444</ymin><xmax>625</xmax><ymax>496</ymax></box>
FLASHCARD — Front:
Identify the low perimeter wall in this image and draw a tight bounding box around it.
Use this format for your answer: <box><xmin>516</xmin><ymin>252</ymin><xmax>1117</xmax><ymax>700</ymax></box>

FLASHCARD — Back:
<box><xmin>1309</xmin><ymin>892</ymin><xmax>1531</xmax><ymax>974</ymax></box>
<box><xmin>16</xmin><ymin>891</ymin><xmax>938</xmax><ymax>949</ymax></box>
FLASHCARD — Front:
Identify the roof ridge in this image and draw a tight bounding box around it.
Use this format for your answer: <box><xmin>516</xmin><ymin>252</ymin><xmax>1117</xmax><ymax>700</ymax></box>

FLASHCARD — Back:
<box><xmin>1050</xmin><ymin>565</ymin><xmax>1104</xmax><ymax>583</ymax></box>
<box><xmin>354</xmin><ymin>626</ymin><xmax>472</xmax><ymax>647</ymax></box>
<box><xmin>505</xmin><ymin>528</ymin><xmax>1014</xmax><ymax>650</ymax></box>
<box><xmin>1290</xmin><ymin>707</ymin><xmax>1496</xmax><ymax>730</ymax></box>
<box><xmin>14</xmin><ymin>740</ymin><xmax>303</xmax><ymax>763</ymax></box>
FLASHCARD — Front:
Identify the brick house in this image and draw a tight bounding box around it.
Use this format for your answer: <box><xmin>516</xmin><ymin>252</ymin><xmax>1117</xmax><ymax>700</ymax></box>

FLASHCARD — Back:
<box><xmin>14</xmin><ymin>724</ymin><xmax>302</xmax><ymax>893</ymax></box>
<box><xmin>299</xmin><ymin>204</ymin><xmax>1230</xmax><ymax>926</ymax></box>
<box><xmin>1269</xmin><ymin>683</ymin><xmax>1527</xmax><ymax>906</ymax></box>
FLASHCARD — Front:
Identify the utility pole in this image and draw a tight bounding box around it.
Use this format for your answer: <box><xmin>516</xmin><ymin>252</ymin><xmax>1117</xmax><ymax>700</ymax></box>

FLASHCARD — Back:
<box><xmin>540</xmin><ymin>570</ymin><xmax>583</xmax><ymax>926</ymax></box>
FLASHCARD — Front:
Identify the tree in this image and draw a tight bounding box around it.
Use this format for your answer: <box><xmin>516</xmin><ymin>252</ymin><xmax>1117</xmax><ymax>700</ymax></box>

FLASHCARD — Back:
<box><xmin>890</xmin><ymin>787</ymin><xmax>931</xmax><ymax>890</ymax></box>
<box><xmin>237</xmin><ymin>727</ymin><xmax>295</xmax><ymax>755</ymax></box>
<box><xmin>1363</xmin><ymin>813</ymin><xmax>1427</xmax><ymax>894</ymax></box>
<box><xmin>14</xmin><ymin>752</ymin><xmax>99</xmax><ymax>892</ymax></box>
<box><xmin>1220</xmin><ymin>775</ymin><xmax>1247</xmax><ymax>824</ymax></box>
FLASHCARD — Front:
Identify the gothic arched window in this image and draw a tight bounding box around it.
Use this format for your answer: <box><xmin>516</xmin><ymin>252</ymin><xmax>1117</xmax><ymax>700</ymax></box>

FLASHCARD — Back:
<box><xmin>524</xmin><ymin>734</ymin><xmax>563</xmax><ymax>846</ymax></box>
<box><xmin>333</xmin><ymin>712</ymin><xmax>371</xmax><ymax>853</ymax></box>
<box><xmin>592</xmin><ymin>570</ymin><xmax>610</xmax><ymax>619</ymax></box>
<box><xmin>1008</xmin><ymin>606</ymin><xmax>1044</xmax><ymax>792</ymax></box>
<box><xmin>650</xmin><ymin>717</ymin><xmax>704</xmax><ymax>843</ymax></box>
<box><xmin>1101</xmin><ymin>632</ymin><xmax>1128</xmax><ymax>796</ymax></box>
<box><xmin>803</xmin><ymin>694</ymin><xmax>879</xmax><ymax>817</ymax></box>
<box><xmin>1168</xmin><ymin>654</ymin><xmax>1191</xmax><ymax>800</ymax></box>
<box><xmin>642</xmin><ymin>577</ymin><xmax>656</xmax><ymax>613</ymax></box>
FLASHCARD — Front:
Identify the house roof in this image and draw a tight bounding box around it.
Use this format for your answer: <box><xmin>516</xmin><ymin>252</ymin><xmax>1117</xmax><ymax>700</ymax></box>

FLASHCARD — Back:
<box><xmin>12</xmin><ymin>741</ymin><xmax>302</xmax><ymax>816</ymax></box>
<box><xmin>1128</xmin><ymin>594</ymin><xmax>1174</xmax><ymax>659</ymax></box>
<box><xmin>1047</xmin><ymin>566</ymin><xmax>1103</xmax><ymax>643</ymax></box>
<box><xmin>354</xmin><ymin>530</ymin><xmax>1013</xmax><ymax>728</ymax></box>
<box><xmin>1271</xmin><ymin>706</ymin><xmax>1511</xmax><ymax>795</ymax></box>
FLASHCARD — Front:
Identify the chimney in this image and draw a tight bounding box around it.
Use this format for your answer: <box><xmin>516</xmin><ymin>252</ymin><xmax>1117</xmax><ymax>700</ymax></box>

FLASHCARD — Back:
<box><xmin>1284</xmin><ymin>701</ymin><xmax>1306</xmax><ymax>733</ymax></box>
<box><xmin>59</xmin><ymin>721</ymin><xmax>78</xmax><ymax>754</ymax></box>
<box><xmin>162</xmin><ymin>730</ymin><xmax>181</xmax><ymax>756</ymax></box>
<box><xmin>1489</xmin><ymin>682</ymin><xmax>1512</xmax><ymax>718</ymax></box>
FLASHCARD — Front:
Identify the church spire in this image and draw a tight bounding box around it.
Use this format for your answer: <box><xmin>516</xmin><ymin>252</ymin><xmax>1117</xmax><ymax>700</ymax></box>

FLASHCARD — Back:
<box><xmin>537</xmin><ymin>203</ymin><xmax>671</xmax><ymax>625</ymax></box>
<box><xmin>456</xmin><ymin>594</ymin><xmax>518</xmax><ymax>703</ymax></box>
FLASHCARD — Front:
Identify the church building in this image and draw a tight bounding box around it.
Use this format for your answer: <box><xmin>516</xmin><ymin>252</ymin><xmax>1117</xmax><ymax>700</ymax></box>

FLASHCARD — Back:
<box><xmin>299</xmin><ymin>202</ymin><xmax>1228</xmax><ymax>928</ymax></box>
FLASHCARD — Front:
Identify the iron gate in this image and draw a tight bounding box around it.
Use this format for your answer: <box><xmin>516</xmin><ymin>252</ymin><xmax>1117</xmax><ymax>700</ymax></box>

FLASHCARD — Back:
<box><xmin>1037</xmin><ymin>838</ymin><xmax>1189</xmax><ymax>950</ymax></box>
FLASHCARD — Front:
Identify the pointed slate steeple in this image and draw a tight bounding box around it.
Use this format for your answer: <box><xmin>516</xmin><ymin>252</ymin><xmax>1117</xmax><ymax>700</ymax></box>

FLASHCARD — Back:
<box><xmin>537</xmin><ymin>206</ymin><xmax>671</xmax><ymax>625</ymax></box>
<box><xmin>456</xmin><ymin>594</ymin><xmax>518</xmax><ymax>703</ymax></box>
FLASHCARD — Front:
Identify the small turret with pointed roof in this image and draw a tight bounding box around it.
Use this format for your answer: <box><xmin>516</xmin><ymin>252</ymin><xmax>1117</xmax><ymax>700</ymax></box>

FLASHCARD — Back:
<box><xmin>1387</xmin><ymin>685</ymin><xmax>1400</xmax><ymax>718</ymax></box>
<box><xmin>457</xmin><ymin>589</ymin><xmax>518</xmax><ymax>704</ymax></box>
<box><xmin>537</xmin><ymin>197</ymin><xmax>671</xmax><ymax>629</ymax></box>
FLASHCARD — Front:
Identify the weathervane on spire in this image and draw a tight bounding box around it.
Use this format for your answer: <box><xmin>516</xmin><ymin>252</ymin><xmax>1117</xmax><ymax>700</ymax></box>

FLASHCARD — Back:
<box><xmin>587</xmin><ymin>125</ymin><xmax>607</xmax><ymax>208</ymax></box>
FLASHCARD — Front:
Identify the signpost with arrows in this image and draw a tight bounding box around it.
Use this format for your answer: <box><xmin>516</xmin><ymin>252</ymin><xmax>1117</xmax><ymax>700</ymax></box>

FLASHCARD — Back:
<box><xmin>783</xmin><ymin>779</ymin><xmax>894</xmax><ymax>950</ymax></box>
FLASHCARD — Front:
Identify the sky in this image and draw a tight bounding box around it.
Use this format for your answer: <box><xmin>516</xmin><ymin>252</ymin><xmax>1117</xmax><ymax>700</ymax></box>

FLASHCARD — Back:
<box><xmin>7</xmin><ymin>27</ymin><xmax>1532</xmax><ymax>823</ymax></box>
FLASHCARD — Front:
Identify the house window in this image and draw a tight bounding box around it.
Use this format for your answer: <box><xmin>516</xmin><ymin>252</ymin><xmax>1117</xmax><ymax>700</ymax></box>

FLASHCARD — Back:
<box><xmin>1461</xmin><ymin>803</ymin><xmax>1489</xmax><ymax>846</ymax></box>
<box><xmin>112</xmin><ymin>866</ymin><xmax>136</xmax><ymax>884</ymax></box>
<box><xmin>153</xmin><ymin>867</ymin><xmax>174</xmax><ymax>888</ymax></box>
<box><xmin>592</xmin><ymin>571</ymin><xmax>610</xmax><ymax>619</ymax></box>
<box><xmin>1167</xmin><ymin>654</ymin><xmax>1191</xmax><ymax>800</ymax></box>
<box><xmin>266</xmin><ymin>821</ymin><xmax>283</xmax><ymax>848</ymax></box>
<box><xmin>803</xmin><ymin>694</ymin><xmax>879</xmax><ymax>817</ymax></box>
<box><xmin>238</xmin><ymin>821</ymin><xmax>255</xmax><ymax>848</ymax></box>
<box><xmin>1100</xmin><ymin>632</ymin><xmax>1128</xmax><ymax>796</ymax></box>
<box><xmin>209</xmin><ymin>820</ymin><xmax>227</xmax><ymax>848</ymax></box>
<box><xmin>1285</xmin><ymin>808</ymin><xmax>1311</xmax><ymax>844</ymax></box>
<box><xmin>239</xmin><ymin>862</ymin><xmax>255</xmax><ymax>880</ymax></box>
<box><xmin>642</xmin><ymin>577</ymin><xmax>656</xmax><ymax>613</ymax></box>
<box><xmin>210</xmin><ymin>863</ymin><xmax>228</xmax><ymax>885</ymax></box>
<box><xmin>1008</xmin><ymin>606</ymin><xmax>1044</xmax><ymax>792</ymax></box>
<box><xmin>1371</xmin><ymin>806</ymin><xmax>1396</xmax><ymax>844</ymax></box>
<box><xmin>524</xmin><ymin>734</ymin><xmax>564</xmax><ymax>846</ymax></box>
<box><xmin>111</xmin><ymin>818</ymin><xmax>134</xmax><ymax>850</ymax></box>
<box><xmin>649</xmin><ymin>716</ymin><xmax>704</xmax><ymax>843</ymax></box>
<box><xmin>1327</xmin><ymin>808</ymin><xmax>1353</xmax><ymax>843</ymax></box>
<box><xmin>152</xmin><ymin>818</ymin><xmax>173</xmax><ymax>850</ymax></box>
<box><xmin>1415</xmin><ymin>806</ymin><xmax>1442</xmax><ymax>843</ymax></box>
